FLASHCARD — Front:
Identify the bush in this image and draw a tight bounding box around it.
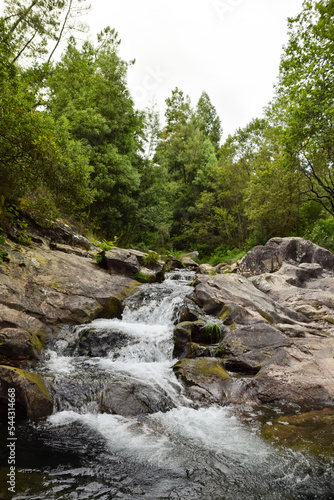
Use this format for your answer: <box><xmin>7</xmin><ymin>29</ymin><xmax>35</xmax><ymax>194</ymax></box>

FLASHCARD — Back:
<box><xmin>134</xmin><ymin>272</ymin><xmax>154</xmax><ymax>283</ymax></box>
<box><xmin>142</xmin><ymin>252</ymin><xmax>160</xmax><ymax>267</ymax></box>
<box><xmin>305</xmin><ymin>218</ymin><xmax>334</xmax><ymax>252</ymax></box>
<box><xmin>207</xmin><ymin>246</ymin><xmax>246</xmax><ymax>266</ymax></box>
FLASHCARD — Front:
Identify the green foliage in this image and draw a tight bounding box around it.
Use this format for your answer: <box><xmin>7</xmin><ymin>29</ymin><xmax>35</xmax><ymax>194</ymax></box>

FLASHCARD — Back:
<box><xmin>92</xmin><ymin>238</ymin><xmax>119</xmax><ymax>252</ymax></box>
<box><xmin>274</xmin><ymin>0</ymin><xmax>334</xmax><ymax>216</ymax></box>
<box><xmin>204</xmin><ymin>323</ymin><xmax>223</xmax><ymax>343</ymax></box>
<box><xmin>93</xmin><ymin>252</ymin><xmax>104</xmax><ymax>264</ymax></box>
<box><xmin>195</xmin><ymin>91</ymin><xmax>222</xmax><ymax>151</ymax></box>
<box><xmin>3</xmin><ymin>0</ymin><xmax>90</xmax><ymax>64</ymax></box>
<box><xmin>0</xmin><ymin>227</ymin><xmax>5</xmax><ymax>245</ymax></box>
<box><xmin>206</xmin><ymin>246</ymin><xmax>246</xmax><ymax>266</ymax></box>
<box><xmin>304</xmin><ymin>217</ymin><xmax>334</xmax><ymax>252</ymax></box>
<box><xmin>0</xmin><ymin>250</ymin><xmax>8</xmax><ymax>262</ymax></box>
<box><xmin>142</xmin><ymin>252</ymin><xmax>160</xmax><ymax>267</ymax></box>
<box><xmin>1</xmin><ymin>1</ymin><xmax>334</xmax><ymax>256</ymax></box>
<box><xmin>134</xmin><ymin>272</ymin><xmax>154</xmax><ymax>283</ymax></box>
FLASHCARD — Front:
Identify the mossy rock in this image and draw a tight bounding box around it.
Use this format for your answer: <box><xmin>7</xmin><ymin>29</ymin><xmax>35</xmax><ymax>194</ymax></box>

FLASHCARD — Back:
<box><xmin>98</xmin><ymin>281</ymin><xmax>140</xmax><ymax>319</ymax></box>
<box><xmin>186</xmin><ymin>342</ymin><xmax>212</xmax><ymax>358</ymax></box>
<box><xmin>261</xmin><ymin>408</ymin><xmax>334</xmax><ymax>458</ymax></box>
<box><xmin>0</xmin><ymin>328</ymin><xmax>44</xmax><ymax>366</ymax></box>
<box><xmin>0</xmin><ymin>365</ymin><xmax>52</xmax><ymax>419</ymax></box>
<box><xmin>173</xmin><ymin>358</ymin><xmax>231</xmax><ymax>384</ymax></box>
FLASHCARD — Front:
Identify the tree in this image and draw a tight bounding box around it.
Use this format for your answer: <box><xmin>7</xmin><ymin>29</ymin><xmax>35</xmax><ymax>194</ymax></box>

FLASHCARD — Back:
<box><xmin>275</xmin><ymin>0</ymin><xmax>334</xmax><ymax>216</ymax></box>
<box><xmin>0</xmin><ymin>20</ymin><xmax>92</xmax><ymax>214</ymax></box>
<box><xmin>47</xmin><ymin>32</ymin><xmax>170</xmax><ymax>241</ymax></box>
<box><xmin>143</xmin><ymin>101</ymin><xmax>161</xmax><ymax>161</ymax></box>
<box><xmin>195</xmin><ymin>91</ymin><xmax>222</xmax><ymax>151</ymax></box>
<box><xmin>2</xmin><ymin>0</ymin><xmax>90</xmax><ymax>64</ymax></box>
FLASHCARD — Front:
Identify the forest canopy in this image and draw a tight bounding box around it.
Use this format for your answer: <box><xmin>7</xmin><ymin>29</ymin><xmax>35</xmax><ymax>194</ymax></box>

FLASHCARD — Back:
<box><xmin>1</xmin><ymin>0</ymin><xmax>334</xmax><ymax>260</ymax></box>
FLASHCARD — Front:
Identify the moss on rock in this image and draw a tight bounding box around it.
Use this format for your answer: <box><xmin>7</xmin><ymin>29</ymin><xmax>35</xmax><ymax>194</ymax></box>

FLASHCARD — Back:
<box><xmin>261</xmin><ymin>408</ymin><xmax>334</xmax><ymax>457</ymax></box>
<box><xmin>0</xmin><ymin>365</ymin><xmax>53</xmax><ymax>419</ymax></box>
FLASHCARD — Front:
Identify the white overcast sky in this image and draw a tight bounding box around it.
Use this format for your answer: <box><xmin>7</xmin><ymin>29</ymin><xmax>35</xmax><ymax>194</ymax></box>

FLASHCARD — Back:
<box><xmin>90</xmin><ymin>1</ymin><xmax>305</xmax><ymax>138</ymax></box>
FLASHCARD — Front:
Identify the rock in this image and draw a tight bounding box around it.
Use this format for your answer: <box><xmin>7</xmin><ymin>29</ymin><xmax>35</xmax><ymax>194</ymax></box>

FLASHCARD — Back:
<box><xmin>194</xmin><ymin>273</ymin><xmax>308</xmax><ymax>325</ymax></box>
<box><xmin>255</xmin><ymin>337</ymin><xmax>334</xmax><ymax>407</ymax></box>
<box><xmin>183</xmin><ymin>251</ymin><xmax>199</xmax><ymax>260</ymax></box>
<box><xmin>173</xmin><ymin>320</ymin><xmax>225</xmax><ymax>358</ymax></box>
<box><xmin>261</xmin><ymin>408</ymin><xmax>334</xmax><ymax>457</ymax></box>
<box><xmin>178</xmin><ymin>297</ymin><xmax>204</xmax><ymax>323</ymax></box>
<box><xmin>77</xmin><ymin>328</ymin><xmax>128</xmax><ymax>357</ymax></box>
<box><xmin>185</xmin><ymin>342</ymin><xmax>213</xmax><ymax>358</ymax></box>
<box><xmin>198</xmin><ymin>264</ymin><xmax>216</xmax><ymax>275</ymax></box>
<box><xmin>49</xmin><ymin>242</ymin><xmax>90</xmax><ymax>257</ymax></box>
<box><xmin>165</xmin><ymin>255</ymin><xmax>184</xmax><ymax>270</ymax></box>
<box><xmin>23</xmin><ymin>214</ymin><xmax>93</xmax><ymax>250</ymax></box>
<box><xmin>0</xmin><ymin>328</ymin><xmax>44</xmax><ymax>366</ymax></box>
<box><xmin>103</xmin><ymin>247</ymin><xmax>165</xmax><ymax>282</ymax></box>
<box><xmin>172</xmin><ymin>358</ymin><xmax>230</xmax><ymax>402</ymax></box>
<box><xmin>238</xmin><ymin>237</ymin><xmax>334</xmax><ymax>277</ymax></box>
<box><xmin>221</xmin><ymin>322</ymin><xmax>290</xmax><ymax>374</ymax></box>
<box><xmin>51</xmin><ymin>375</ymin><xmax>175</xmax><ymax>417</ymax></box>
<box><xmin>103</xmin><ymin>248</ymin><xmax>142</xmax><ymax>276</ymax></box>
<box><xmin>193</xmin><ymin>245</ymin><xmax>334</xmax><ymax>406</ymax></box>
<box><xmin>101</xmin><ymin>380</ymin><xmax>174</xmax><ymax>417</ymax></box>
<box><xmin>181</xmin><ymin>256</ymin><xmax>199</xmax><ymax>269</ymax></box>
<box><xmin>0</xmin><ymin>365</ymin><xmax>52</xmax><ymax>419</ymax></box>
<box><xmin>0</xmin><ymin>241</ymin><xmax>140</xmax><ymax>336</ymax></box>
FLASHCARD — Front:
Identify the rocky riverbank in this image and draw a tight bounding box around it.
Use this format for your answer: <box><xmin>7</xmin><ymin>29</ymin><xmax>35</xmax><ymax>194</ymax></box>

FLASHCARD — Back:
<box><xmin>0</xmin><ymin>222</ymin><xmax>165</xmax><ymax>419</ymax></box>
<box><xmin>1</xmin><ymin>230</ymin><xmax>334</xmax><ymax>423</ymax></box>
<box><xmin>175</xmin><ymin>237</ymin><xmax>334</xmax><ymax>409</ymax></box>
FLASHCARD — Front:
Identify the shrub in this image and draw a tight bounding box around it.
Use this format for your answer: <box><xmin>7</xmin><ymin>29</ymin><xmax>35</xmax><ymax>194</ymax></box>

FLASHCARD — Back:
<box><xmin>134</xmin><ymin>272</ymin><xmax>154</xmax><ymax>283</ymax></box>
<box><xmin>142</xmin><ymin>252</ymin><xmax>160</xmax><ymax>267</ymax></box>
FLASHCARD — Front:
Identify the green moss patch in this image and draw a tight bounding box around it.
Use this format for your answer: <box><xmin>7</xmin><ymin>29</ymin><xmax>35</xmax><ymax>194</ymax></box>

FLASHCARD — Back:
<box><xmin>262</xmin><ymin>408</ymin><xmax>334</xmax><ymax>458</ymax></box>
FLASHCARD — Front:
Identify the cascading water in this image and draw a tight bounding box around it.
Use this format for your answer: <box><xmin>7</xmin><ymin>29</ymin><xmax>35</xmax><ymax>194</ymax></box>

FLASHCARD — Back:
<box><xmin>2</xmin><ymin>270</ymin><xmax>334</xmax><ymax>499</ymax></box>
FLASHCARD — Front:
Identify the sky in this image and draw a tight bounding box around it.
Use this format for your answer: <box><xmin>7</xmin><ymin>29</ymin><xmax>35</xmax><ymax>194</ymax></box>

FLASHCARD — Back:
<box><xmin>87</xmin><ymin>0</ymin><xmax>304</xmax><ymax>139</ymax></box>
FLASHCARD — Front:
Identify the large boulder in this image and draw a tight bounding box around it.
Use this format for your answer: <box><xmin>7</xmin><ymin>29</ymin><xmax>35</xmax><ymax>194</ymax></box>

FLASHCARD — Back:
<box><xmin>103</xmin><ymin>248</ymin><xmax>165</xmax><ymax>282</ymax></box>
<box><xmin>0</xmin><ymin>366</ymin><xmax>52</xmax><ymax>419</ymax></box>
<box><xmin>238</xmin><ymin>237</ymin><xmax>334</xmax><ymax>277</ymax></box>
<box><xmin>101</xmin><ymin>380</ymin><xmax>174</xmax><ymax>416</ymax></box>
<box><xmin>173</xmin><ymin>320</ymin><xmax>225</xmax><ymax>358</ymax></box>
<box><xmin>0</xmin><ymin>240</ymin><xmax>140</xmax><ymax>337</ymax></box>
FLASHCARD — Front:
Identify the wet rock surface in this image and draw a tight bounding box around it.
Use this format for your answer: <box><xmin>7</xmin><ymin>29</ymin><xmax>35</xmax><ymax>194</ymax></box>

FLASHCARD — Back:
<box><xmin>172</xmin><ymin>358</ymin><xmax>231</xmax><ymax>403</ymax></box>
<box><xmin>0</xmin><ymin>365</ymin><xmax>52</xmax><ymax>419</ymax></box>
<box><xmin>261</xmin><ymin>407</ymin><xmax>334</xmax><ymax>457</ymax></box>
<box><xmin>76</xmin><ymin>327</ymin><xmax>129</xmax><ymax>357</ymax></box>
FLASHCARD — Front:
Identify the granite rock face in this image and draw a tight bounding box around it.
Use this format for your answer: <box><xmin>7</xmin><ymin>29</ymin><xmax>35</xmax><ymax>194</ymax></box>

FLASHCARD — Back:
<box><xmin>189</xmin><ymin>238</ymin><xmax>334</xmax><ymax>407</ymax></box>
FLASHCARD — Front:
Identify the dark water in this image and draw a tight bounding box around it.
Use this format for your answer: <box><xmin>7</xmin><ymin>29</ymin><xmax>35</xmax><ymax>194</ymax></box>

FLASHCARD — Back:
<box><xmin>1</xmin><ymin>271</ymin><xmax>333</xmax><ymax>499</ymax></box>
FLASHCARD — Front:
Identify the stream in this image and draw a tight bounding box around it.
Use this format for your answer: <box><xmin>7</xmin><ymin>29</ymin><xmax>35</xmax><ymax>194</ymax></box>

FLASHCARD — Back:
<box><xmin>1</xmin><ymin>270</ymin><xmax>333</xmax><ymax>499</ymax></box>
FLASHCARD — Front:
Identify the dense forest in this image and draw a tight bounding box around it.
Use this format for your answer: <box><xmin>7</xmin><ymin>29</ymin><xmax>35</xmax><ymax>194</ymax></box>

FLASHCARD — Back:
<box><xmin>1</xmin><ymin>0</ymin><xmax>334</xmax><ymax>263</ymax></box>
